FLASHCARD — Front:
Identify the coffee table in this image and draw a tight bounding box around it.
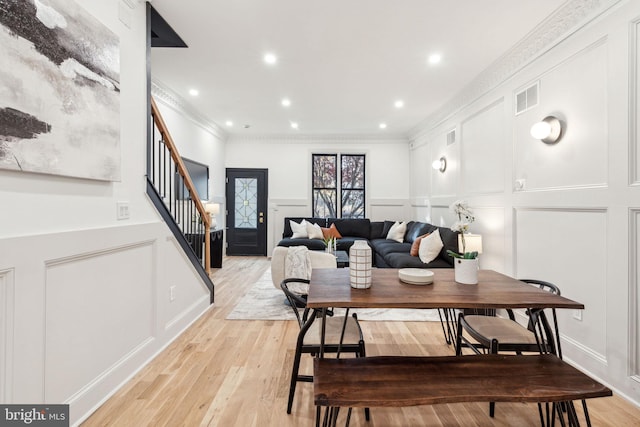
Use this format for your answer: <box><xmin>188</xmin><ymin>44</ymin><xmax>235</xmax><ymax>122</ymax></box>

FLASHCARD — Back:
<box><xmin>333</xmin><ymin>250</ymin><xmax>349</xmax><ymax>268</ymax></box>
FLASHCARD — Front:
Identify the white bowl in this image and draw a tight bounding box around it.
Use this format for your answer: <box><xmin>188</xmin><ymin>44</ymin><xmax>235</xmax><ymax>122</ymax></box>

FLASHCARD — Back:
<box><xmin>398</xmin><ymin>268</ymin><xmax>434</xmax><ymax>285</ymax></box>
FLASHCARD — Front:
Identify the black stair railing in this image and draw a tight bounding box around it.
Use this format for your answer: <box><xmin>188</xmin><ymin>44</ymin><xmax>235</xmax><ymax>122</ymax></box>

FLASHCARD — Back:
<box><xmin>146</xmin><ymin>97</ymin><xmax>213</xmax><ymax>301</ymax></box>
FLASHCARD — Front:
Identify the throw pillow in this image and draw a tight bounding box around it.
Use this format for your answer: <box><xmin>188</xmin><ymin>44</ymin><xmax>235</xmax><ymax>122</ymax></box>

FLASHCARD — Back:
<box><xmin>306</xmin><ymin>221</ymin><xmax>324</xmax><ymax>240</ymax></box>
<box><xmin>290</xmin><ymin>219</ymin><xmax>308</xmax><ymax>239</ymax></box>
<box><xmin>410</xmin><ymin>233</ymin><xmax>431</xmax><ymax>257</ymax></box>
<box><xmin>386</xmin><ymin>221</ymin><xmax>406</xmax><ymax>243</ymax></box>
<box><xmin>419</xmin><ymin>229</ymin><xmax>444</xmax><ymax>264</ymax></box>
<box><xmin>321</xmin><ymin>224</ymin><xmax>342</xmax><ymax>239</ymax></box>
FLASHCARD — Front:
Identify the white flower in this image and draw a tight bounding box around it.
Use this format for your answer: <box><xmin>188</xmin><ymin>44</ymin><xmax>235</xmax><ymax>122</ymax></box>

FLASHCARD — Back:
<box><xmin>451</xmin><ymin>221</ymin><xmax>469</xmax><ymax>233</ymax></box>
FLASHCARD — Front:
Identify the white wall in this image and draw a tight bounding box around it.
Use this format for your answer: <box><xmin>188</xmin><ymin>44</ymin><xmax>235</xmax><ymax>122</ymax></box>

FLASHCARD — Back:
<box><xmin>409</xmin><ymin>0</ymin><xmax>640</xmax><ymax>405</ymax></box>
<box><xmin>0</xmin><ymin>1</ymin><xmax>212</xmax><ymax>424</ymax></box>
<box><xmin>225</xmin><ymin>136</ymin><xmax>410</xmax><ymax>253</ymax></box>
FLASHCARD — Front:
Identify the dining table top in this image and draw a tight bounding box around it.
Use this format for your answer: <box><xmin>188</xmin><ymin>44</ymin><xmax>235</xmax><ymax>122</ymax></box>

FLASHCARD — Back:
<box><xmin>306</xmin><ymin>268</ymin><xmax>584</xmax><ymax>310</ymax></box>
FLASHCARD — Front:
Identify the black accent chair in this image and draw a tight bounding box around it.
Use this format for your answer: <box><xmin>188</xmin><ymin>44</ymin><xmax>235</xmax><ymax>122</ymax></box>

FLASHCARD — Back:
<box><xmin>280</xmin><ymin>280</ymin><xmax>369</xmax><ymax>421</ymax></box>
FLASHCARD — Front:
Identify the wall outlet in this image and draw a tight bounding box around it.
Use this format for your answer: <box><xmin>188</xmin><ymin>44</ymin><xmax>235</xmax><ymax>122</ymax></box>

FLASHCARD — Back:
<box><xmin>572</xmin><ymin>309</ymin><xmax>583</xmax><ymax>321</ymax></box>
<box><xmin>169</xmin><ymin>286</ymin><xmax>176</xmax><ymax>302</ymax></box>
<box><xmin>116</xmin><ymin>202</ymin><xmax>130</xmax><ymax>220</ymax></box>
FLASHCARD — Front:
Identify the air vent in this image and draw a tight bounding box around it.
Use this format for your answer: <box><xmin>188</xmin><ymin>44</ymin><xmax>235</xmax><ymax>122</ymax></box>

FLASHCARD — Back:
<box><xmin>446</xmin><ymin>129</ymin><xmax>456</xmax><ymax>145</ymax></box>
<box><xmin>515</xmin><ymin>82</ymin><xmax>539</xmax><ymax>115</ymax></box>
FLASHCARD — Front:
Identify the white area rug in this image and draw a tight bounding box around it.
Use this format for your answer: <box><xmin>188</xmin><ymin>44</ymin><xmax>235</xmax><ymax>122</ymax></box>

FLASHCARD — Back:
<box><xmin>226</xmin><ymin>269</ymin><xmax>441</xmax><ymax>321</ymax></box>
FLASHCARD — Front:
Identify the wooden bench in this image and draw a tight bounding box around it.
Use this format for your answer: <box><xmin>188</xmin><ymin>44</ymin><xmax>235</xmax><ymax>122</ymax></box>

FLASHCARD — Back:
<box><xmin>314</xmin><ymin>354</ymin><xmax>611</xmax><ymax>425</ymax></box>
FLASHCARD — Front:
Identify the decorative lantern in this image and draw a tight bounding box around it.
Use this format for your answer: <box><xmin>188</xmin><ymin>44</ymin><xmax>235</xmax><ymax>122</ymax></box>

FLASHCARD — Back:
<box><xmin>349</xmin><ymin>240</ymin><xmax>372</xmax><ymax>289</ymax></box>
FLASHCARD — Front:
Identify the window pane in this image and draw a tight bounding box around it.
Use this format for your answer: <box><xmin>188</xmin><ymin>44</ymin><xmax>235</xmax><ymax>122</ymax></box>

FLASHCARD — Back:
<box><xmin>234</xmin><ymin>178</ymin><xmax>257</xmax><ymax>228</ymax></box>
<box><xmin>341</xmin><ymin>155</ymin><xmax>364</xmax><ymax>189</ymax></box>
<box><xmin>313</xmin><ymin>189</ymin><xmax>337</xmax><ymax>218</ymax></box>
<box><xmin>313</xmin><ymin>155</ymin><xmax>337</xmax><ymax>188</ymax></box>
<box><xmin>341</xmin><ymin>189</ymin><xmax>364</xmax><ymax>218</ymax></box>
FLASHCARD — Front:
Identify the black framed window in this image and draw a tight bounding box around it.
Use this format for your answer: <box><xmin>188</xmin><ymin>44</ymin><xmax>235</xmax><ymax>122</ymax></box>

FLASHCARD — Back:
<box><xmin>312</xmin><ymin>153</ymin><xmax>365</xmax><ymax>218</ymax></box>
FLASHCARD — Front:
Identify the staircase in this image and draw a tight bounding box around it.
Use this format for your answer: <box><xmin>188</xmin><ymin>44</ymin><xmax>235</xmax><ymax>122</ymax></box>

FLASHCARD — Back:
<box><xmin>146</xmin><ymin>97</ymin><xmax>214</xmax><ymax>303</ymax></box>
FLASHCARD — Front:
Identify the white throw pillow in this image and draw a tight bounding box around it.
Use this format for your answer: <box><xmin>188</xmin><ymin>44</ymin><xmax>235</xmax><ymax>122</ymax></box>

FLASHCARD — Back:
<box><xmin>290</xmin><ymin>219</ymin><xmax>308</xmax><ymax>239</ymax></box>
<box><xmin>419</xmin><ymin>228</ymin><xmax>444</xmax><ymax>264</ymax></box>
<box><xmin>306</xmin><ymin>221</ymin><xmax>324</xmax><ymax>240</ymax></box>
<box><xmin>386</xmin><ymin>221</ymin><xmax>406</xmax><ymax>243</ymax></box>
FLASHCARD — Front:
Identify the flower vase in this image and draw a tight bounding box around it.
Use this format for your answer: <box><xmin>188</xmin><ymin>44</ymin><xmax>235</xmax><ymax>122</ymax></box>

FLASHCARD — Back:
<box><xmin>349</xmin><ymin>240</ymin><xmax>372</xmax><ymax>289</ymax></box>
<box><xmin>454</xmin><ymin>258</ymin><xmax>478</xmax><ymax>284</ymax></box>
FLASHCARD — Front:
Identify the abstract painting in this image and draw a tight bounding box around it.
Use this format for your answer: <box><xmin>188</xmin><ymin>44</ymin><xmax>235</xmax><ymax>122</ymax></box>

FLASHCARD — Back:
<box><xmin>0</xmin><ymin>0</ymin><xmax>120</xmax><ymax>181</ymax></box>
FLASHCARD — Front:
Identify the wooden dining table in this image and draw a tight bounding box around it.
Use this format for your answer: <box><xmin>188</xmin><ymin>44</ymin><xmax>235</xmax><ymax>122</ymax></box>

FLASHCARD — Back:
<box><xmin>306</xmin><ymin>268</ymin><xmax>597</xmax><ymax>427</ymax></box>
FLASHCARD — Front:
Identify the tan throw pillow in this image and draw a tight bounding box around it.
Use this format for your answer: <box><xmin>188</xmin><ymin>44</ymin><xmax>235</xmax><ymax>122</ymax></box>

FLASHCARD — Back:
<box><xmin>419</xmin><ymin>229</ymin><xmax>444</xmax><ymax>264</ymax></box>
<box><xmin>386</xmin><ymin>221</ymin><xmax>406</xmax><ymax>243</ymax></box>
<box><xmin>322</xmin><ymin>224</ymin><xmax>343</xmax><ymax>239</ymax></box>
<box><xmin>306</xmin><ymin>222</ymin><xmax>324</xmax><ymax>240</ymax></box>
<box><xmin>410</xmin><ymin>233</ymin><xmax>431</xmax><ymax>256</ymax></box>
<box><xmin>290</xmin><ymin>219</ymin><xmax>308</xmax><ymax>239</ymax></box>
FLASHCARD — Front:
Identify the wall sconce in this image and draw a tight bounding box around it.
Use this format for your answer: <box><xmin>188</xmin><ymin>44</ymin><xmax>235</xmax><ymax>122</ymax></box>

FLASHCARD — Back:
<box><xmin>431</xmin><ymin>156</ymin><xmax>447</xmax><ymax>173</ymax></box>
<box><xmin>530</xmin><ymin>116</ymin><xmax>562</xmax><ymax>144</ymax></box>
<box><xmin>205</xmin><ymin>203</ymin><xmax>220</xmax><ymax>229</ymax></box>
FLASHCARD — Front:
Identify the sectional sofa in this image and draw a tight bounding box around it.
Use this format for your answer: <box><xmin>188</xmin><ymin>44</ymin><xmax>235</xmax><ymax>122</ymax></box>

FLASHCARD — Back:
<box><xmin>277</xmin><ymin>217</ymin><xmax>459</xmax><ymax>269</ymax></box>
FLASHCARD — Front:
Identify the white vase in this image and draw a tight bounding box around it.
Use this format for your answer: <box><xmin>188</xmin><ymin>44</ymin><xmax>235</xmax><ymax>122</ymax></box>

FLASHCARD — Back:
<box><xmin>349</xmin><ymin>240</ymin><xmax>372</xmax><ymax>289</ymax></box>
<box><xmin>454</xmin><ymin>258</ymin><xmax>479</xmax><ymax>284</ymax></box>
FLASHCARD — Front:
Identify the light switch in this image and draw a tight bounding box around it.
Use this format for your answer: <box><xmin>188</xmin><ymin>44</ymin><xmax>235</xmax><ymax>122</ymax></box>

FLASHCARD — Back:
<box><xmin>117</xmin><ymin>202</ymin><xmax>130</xmax><ymax>220</ymax></box>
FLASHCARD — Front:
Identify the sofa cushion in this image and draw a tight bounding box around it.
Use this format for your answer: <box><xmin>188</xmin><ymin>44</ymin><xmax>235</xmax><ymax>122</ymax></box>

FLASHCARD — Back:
<box><xmin>386</xmin><ymin>221</ymin><xmax>406</xmax><ymax>242</ymax></box>
<box><xmin>436</xmin><ymin>227</ymin><xmax>459</xmax><ymax>267</ymax></box>
<box><xmin>405</xmin><ymin>221</ymin><xmax>435</xmax><ymax>243</ymax></box>
<box><xmin>419</xmin><ymin>229</ymin><xmax>444</xmax><ymax>264</ymax></box>
<box><xmin>370</xmin><ymin>221</ymin><xmax>386</xmax><ymax>240</ymax></box>
<box><xmin>278</xmin><ymin>238</ymin><xmax>326</xmax><ymax>251</ymax></box>
<box><xmin>321</xmin><ymin>223</ymin><xmax>342</xmax><ymax>239</ymax></box>
<box><xmin>410</xmin><ymin>233</ymin><xmax>430</xmax><ymax>256</ymax></box>
<box><xmin>384</xmin><ymin>252</ymin><xmax>452</xmax><ymax>269</ymax></box>
<box><xmin>328</xmin><ymin>218</ymin><xmax>371</xmax><ymax>239</ymax></box>
<box><xmin>370</xmin><ymin>239</ymin><xmax>412</xmax><ymax>257</ymax></box>
<box><xmin>290</xmin><ymin>219</ymin><xmax>308</xmax><ymax>238</ymax></box>
<box><xmin>336</xmin><ymin>237</ymin><xmax>369</xmax><ymax>252</ymax></box>
<box><xmin>283</xmin><ymin>217</ymin><xmax>327</xmax><ymax>237</ymax></box>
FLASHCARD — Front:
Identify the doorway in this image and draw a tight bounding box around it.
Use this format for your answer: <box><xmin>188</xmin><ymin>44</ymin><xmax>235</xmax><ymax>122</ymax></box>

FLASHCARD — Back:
<box><xmin>225</xmin><ymin>168</ymin><xmax>268</xmax><ymax>255</ymax></box>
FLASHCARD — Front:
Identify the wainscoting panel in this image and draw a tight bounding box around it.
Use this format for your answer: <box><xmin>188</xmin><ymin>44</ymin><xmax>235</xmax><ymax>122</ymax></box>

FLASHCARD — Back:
<box><xmin>461</xmin><ymin>98</ymin><xmax>506</xmax><ymax>195</ymax></box>
<box><xmin>430</xmin><ymin>129</ymin><xmax>458</xmax><ymax>198</ymax></box>
<box><xmin>43</xmin><ymin>242</ymin><xmax>155</xmax><ymax>403</ymax></box>
<box><xmin>0</xmin><ymin>269</ymin><xmax>14</xmax><ymax>403</ymax></box>
<box><xmin>513</xmin><ymin>39</ymin><xmax>608</xmax><ymax>192</ymax></box>
<box><xmin>632</xmin><ymin>209</ymin><xmax>640</xmax><ymax>381</ymax></box>
<box><xmin>410</xmin><ymin>142</ymin><xmax>429</xmax><ymax>199</ymax></box>
<box><xmin>633</xmin><ymin>20</ymin><xmax>640</xmax><ymax>186</ymax></box>
<box><xmin>515</xmin><ymin>208</ymin><xmax>607</xmax><ymax>362</ymax></box>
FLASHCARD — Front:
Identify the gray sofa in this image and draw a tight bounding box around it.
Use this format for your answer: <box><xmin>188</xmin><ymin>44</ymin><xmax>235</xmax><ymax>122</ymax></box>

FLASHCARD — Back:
<box><xmin>277</xmin><ymin>217</ymin><xmax>459</xmax><ymax>269</ymax></box>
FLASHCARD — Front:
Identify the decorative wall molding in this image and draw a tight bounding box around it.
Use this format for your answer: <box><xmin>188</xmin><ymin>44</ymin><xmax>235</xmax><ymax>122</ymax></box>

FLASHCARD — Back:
<box><xmin>561</xmin><ymin>334</ymin><xmax>608</xmax><ymax>365</ymax></box>
<box><xmin>228</xmin><ymin>133</ymin><xmax>408</xmax><ymax>144</ymax></box>
<box><xmin>409</xmin><ymin>0</ymin><xmax>623</xmax><ymax>141</ymax></box>
<box><xmin>151</xmin><ymin>80</ymin><xmax>228</xmax><ymax>141</ymax></box>
<box><xmin>45</xmin><ymin>241</ymin><xmax>155</xmax><ymax>267</ymax></box>
<box><xmin>0</xmin><ymin>269</ymin><xmax>14</xmax><ymax>404</ymax></box>
<box><xmin>631</xmin><ymin>19</ymin><xmax>640</xmax><ymax>186</ymax></box>
<box><xmin>630</xmin><ymin>209</ymin><xmax>640</xmax><ymax>379</ymax></box>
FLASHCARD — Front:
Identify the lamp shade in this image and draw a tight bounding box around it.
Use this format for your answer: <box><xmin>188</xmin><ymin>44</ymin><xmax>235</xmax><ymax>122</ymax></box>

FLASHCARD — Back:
<box><xmin>205</xmin><ymin>203</ymin><xmax>220</xmax><ymax>215</ymax></box>
<box><xmin>458</xmin><ymin>233</ymin><xmax>482</xmax><ymax>254</ymax></box>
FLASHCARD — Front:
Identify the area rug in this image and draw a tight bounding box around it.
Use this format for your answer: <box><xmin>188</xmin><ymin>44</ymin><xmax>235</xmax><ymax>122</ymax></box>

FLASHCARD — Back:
<box><xmin>226</xmin><ymin>268</ymin><xmax>441</xmax><ymax>321</ymax></box>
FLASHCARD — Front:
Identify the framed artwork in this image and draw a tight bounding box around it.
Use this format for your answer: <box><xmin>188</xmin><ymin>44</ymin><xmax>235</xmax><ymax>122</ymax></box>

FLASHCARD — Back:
<box><xmin>0</xmin><ymin>0</ymin><xmax>120</xmax><ymax>181</ymax></box>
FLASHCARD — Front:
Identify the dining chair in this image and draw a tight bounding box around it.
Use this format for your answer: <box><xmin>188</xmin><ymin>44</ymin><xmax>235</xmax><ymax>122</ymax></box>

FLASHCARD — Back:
<box><xmin>280</xmin><ymin>280</ymin><xmax>369</xmax><ymax>420</ymax></box>
<box><xmin>455</xmin><ymin>279</ymin><xmax>564</xmax><ymax>422</ymax></box>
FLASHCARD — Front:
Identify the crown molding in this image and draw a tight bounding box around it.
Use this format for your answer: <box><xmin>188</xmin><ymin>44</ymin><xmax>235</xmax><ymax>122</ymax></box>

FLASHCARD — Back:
<box><xmin>151</xmin><ymin>79</ymin><xmax>228</xmax><ymax>141</ymax></box>
<box><xmin>227</xmin><ymin>133</ymin><xmax>408</xmax><ymax>144</ymax></box>
<box><xmin>408</xmin><ymin>0</ymin><xmax>623</xmax><ymax>141</ymax></box>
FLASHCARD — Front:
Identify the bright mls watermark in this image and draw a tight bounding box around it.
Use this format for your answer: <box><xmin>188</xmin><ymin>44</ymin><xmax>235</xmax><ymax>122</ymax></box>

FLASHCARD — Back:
<box><xmin>1</xmin><ymin>405</ymin><xmax>69</xmax><ymax>426</ymax></box>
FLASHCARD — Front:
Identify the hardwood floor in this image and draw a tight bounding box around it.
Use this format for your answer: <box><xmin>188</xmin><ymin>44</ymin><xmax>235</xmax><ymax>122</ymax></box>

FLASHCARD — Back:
<box><xmin>82</xmin><ymin>256</ymin><xmax>639</xmax><ymax>426</ymax></box>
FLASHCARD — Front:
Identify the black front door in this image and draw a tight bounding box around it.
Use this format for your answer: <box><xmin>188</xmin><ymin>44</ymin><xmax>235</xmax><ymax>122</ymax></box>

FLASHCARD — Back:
<box><xmin>225</xmin><ymin>168</ymin><xmax>268</xmax><ymax>255</ymax></box>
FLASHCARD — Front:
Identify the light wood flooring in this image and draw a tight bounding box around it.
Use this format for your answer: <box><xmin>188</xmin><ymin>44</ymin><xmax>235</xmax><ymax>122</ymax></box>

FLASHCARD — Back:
<box><xmin>82</xmin><ymin>256</ymin><xmax>640</xmax><ymax>426</ymax></box>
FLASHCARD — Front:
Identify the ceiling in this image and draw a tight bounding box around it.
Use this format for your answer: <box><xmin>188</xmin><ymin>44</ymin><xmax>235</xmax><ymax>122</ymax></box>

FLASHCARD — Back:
<box><xmin>150</xmin><ymin>0</ymin><xmax>568</xmax><ymax>137</ymax></box>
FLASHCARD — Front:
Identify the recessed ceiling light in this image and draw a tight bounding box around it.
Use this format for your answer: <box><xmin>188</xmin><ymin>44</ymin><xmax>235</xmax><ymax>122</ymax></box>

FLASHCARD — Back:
<box><xmin>264</xmin><ymin>53</ymin><xmax>277</xmax><ymax>65</ymax></box>
<box><xmin>189</xmin><ymin>89</ymin><xmax>199</xmax><ymax>96</ymax></box>
<box><xmin>225</xmin><ymin>121</ymin><xmax>233</xmax><ymax>127</ymax></box>
<box><xmin>394</xmin><ymin>100</ymin><xmax>404</xmax><ymax>109</ymax></box>
<box><xmin>379</xmin><ymin>123</ymin><xmax>387</xmax><ymax>129</ymax></box>
<box><xmin>281</xmin><ymin>98</ymin><xmax>291</xmax><ymax>107</ymax></box>
<box><xmin>290</xmin><ymin>122</ymin><xmax>299</xmax><ymax>129</ymax></box>
<box><xmin>428</xmin><ymin>53</ymin><xmax>442</xmax><ymax>65</ymax></box>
